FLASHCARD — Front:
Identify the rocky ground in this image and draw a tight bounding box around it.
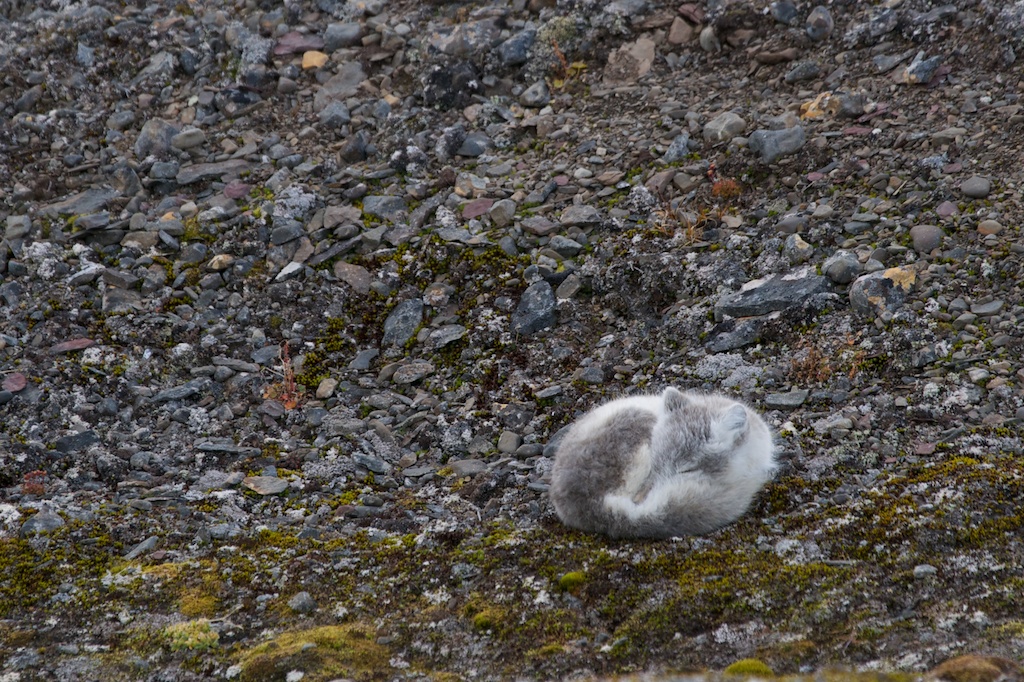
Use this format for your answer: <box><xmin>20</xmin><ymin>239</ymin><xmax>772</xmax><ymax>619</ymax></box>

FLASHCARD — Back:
<box><xmin>2</xmin><ymin>0</ymin><xmax>1024</xmax><ymax>680</ymax></box>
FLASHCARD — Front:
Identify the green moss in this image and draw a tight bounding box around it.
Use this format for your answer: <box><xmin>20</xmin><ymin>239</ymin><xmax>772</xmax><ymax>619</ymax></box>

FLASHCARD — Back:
<box><xmin>557</xmin><ymin>571</ymin><xmax>586</xmax><ymax>592</ymax></box>
<box><xmin>164</xmin><ymin>618</ymin><xmax>219</xmax><ymax>652</ymax></box>
<box><xmin>725</xmin><ymin>658</ymin><xmax>775</xmax><ymax>676</ymax></box>
<box><xmin>236</xmin><ymin>624</ymin><xmax>390</xmax><ymax>682</ymax></box>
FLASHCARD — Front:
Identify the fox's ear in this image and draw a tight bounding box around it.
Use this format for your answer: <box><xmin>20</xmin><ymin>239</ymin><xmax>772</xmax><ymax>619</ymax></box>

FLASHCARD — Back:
<box><xmin>719</xmin><ymin>404</ymin><xmax>748</xmax><ymax>434</ymax></box>
<box><xmin>663</xmin><ymin>387</ymin><xmax>687</xmax><ymax>411</ymax></box>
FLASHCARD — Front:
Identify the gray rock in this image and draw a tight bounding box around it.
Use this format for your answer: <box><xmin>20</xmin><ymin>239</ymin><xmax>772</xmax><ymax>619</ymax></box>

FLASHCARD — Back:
<box><xmin>171</xmin><ymin>128</ymin><xmax>206</xmax><ymax>150</ymax></box>
<box><xmin>151</xmin><ymin>378</ymin><xmax>209</xmax><ymax>403</ymax></box>
<box><xmin>706</xmin><ymin>317</ymin><xmax>765</xmax><ymax>352</ymax></box>
<box><xmin>176</xmin><ymin>159</ymin><xmax>252</xmax><ymax>185</ymax></box>
<box><xmin>319</xmin><ymin>101</ymin><xmax>351</xmax><ymax>128</ymax></box>
<box><xmin>771</xmin><ymin>1</ymin><xmax>799</xmax><ymax>25</ymax></box>
<box><xmin>909</xmin><ymin>224</ymin><xmax>944</xmax><ymax>253</ymax></box>
<box><xmin>450</xmin><ymin>459</ymin><xmax>487</xmax><ymax>476</ymax></box>
<box><xmin>703</xmin><ymin>112</ymin><xmax>746</xmax><ymax>144</ymax></box>
<box><xmin>511</xmin><ymin>281</ymin><xmax>557</xmax><ymax>336</ymax></box>
<box><xmin>124</xmin><ymin>535</ymin><xmax>160</xmax><ymax>560</ymax></box>
<box><xmin>41</xmin><ymin>189</ymin><xmax>118</xmax><ymax>218</ymax></box>
<box><xmin>749</xmin><ymin>126</ymin><xmax>806</xmax><ymax>163</ymax></box>
<box><xmin>489</xmin><ymin>199</ymin><xmax>517</xmax><ymax>227</ymax></box>
<box><xmin>324</xmin><ymin>23</ymin><xmax>363</xmax><ymax>51</ymax></box>
<box><xmin>55</xmin><ymin>429</ymin><xmax>100</xmax><ymax>454</ymax></box>
<box><xmin>6</xmin><ymin>215</ymin><xmax>31</xmax><ymax>240</ymax></box>
<box><xmin>578</xmin><ymin>366</ymin><xmax>605</xmax><ymax>384</ymax></box>
<box><xmin>134</xmin><ymin>118</ymin><xmax>180</xmax><ymax>158</ymax></box>
<box><xmin>849</xmin><ymin>267</ymin><xmax>915</xmax><ymax>317</ymax></box>
<box><xmin>765</xmin><ymin>389</ymin><xmax>809</xmax><ymax>409</ymax></box>
<box><xmin>784</xmin><ymin>61</ymin><xmax>821</xmax><ymax>83</ymax></box>
<box><xmin>662</xmin><ymin>133</ymin><xmax>691</xmax><ymax>163</ymax></box>
<box><xmin>822</xmin><ymin>250</ymin><xmax>863</xmax><ymax>284</ymax></box>
<box><xmin>971</xmin><ymin>300</ymin><xmax>1004</xmax><ymax>316</ymax></box>
<box><xmin>382</xmin><ymin>299</ymin><xmax>423</xmax><ymax>347</ymax></box>
<box><xmin>314</xmin><ymin>62</ymin><xmax>367</xmax><ymax>112</ymax></box>
<box><xmin>559</xmin><ymin>204</ymin><xmax>601</xmax><ymax>227</ymax></box>
<box><xmin>806</xmin><ymin>6</ymin><xmax>835</xmax><ymax>41</ymax></box>
<box><xmin>961</xmin><ymin>176</ymin><xmax>991</xmax><ymax>199</ymax></box>
<box><xmin>902</xmin><ymin>51</ymin><xmax>943</xmax><ymax>85</ymax></box>
<box><xmin>362</xmin><ymin>195</ymin><xmax>408</xmax><ymax>221</ymax></box>
<box><xmin>393</xmin><ymin>360</ymin><xmax>434</xmax><ymax>384</ymax></box>
<box><xmin>288</xmin><ymin>591</ymin><xmax>317</xmax><ymax>614</ymax></box>
<box><xmin>497</xmin><ymin>28</ymin><xmax>536</xmax><ymax>66</ymax></box>
<box><xmin>21</xmin><ymin>506</ymin><xmax>65</xmax><ymax>537</ymax></box>
<box><xmin>427</xmin><ymin>325</ymin><xmax>468</xmax><ymax>349</ymax></box>
<box><xmin>549</xmin><ymin>235</ymin><xmax>583</xmax><ymax>257</ymax></box>
<box><xmin>354</xmin><ymin>453</ymin><xmax>391</xmax><ymax>474</ymax></box>
<box><xmin>520</xmin><ymin>80</ymin><xmax>551</xmax><ymax>108</ymax></box>
<box><xmin>349</xmin><ymin>348</ymin><xmax>380</xmax><ymax>371</ymax></box>
<box><xmin>429</xmin><ymin>18</ymin><xmax>501</xmax><ymax>57</ymax></box>
<box><xmin>715</xmin><ymin>269</ymin><xmax>831</xmax><ymax>319</ymax></box>
<box><xmin>242</xmin><ymin>476</ymin><xmax>289</xmax><ymax>495</ymax></box>
<box><xmin>270</xmin><ymin>222</ymin><xmax>304</xmax><ymax>245</ymax></box>
<box><xmin>457</xmin><ymin>131</ymin><xmax>491</xmax><ymax>157</ymax></box>
<box><xmin>497</xmin><ymin>431</ymin><xmax>523</xmax><ymax>453</ymax></box>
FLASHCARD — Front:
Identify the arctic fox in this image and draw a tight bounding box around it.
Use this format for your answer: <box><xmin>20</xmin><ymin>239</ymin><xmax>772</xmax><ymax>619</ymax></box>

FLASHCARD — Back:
<box><xmin>549</xmin><ymin>387</ymin><xmax>776</xmax><ymax>539</ymax></box>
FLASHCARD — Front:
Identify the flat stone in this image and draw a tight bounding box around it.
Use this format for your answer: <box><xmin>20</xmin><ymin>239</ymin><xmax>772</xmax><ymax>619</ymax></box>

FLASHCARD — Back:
<box><xmin>274</xmin><ymin>31</ymin><xmax>324</xmax><ymax>56</ymax></box>
<box><xmin>124</xmin><ymin>536</ymin><xmax>160</xmax><ymax>560</ymax></box>
<box><xmin>970</xmin><ymin>300</ymin><xmax>1003</xmax><ymax>316</ymax></box>
<box><xmin>511</xmin><ymin>281</ymin><xmax>557</xmax><ymax>335</ymax></box>
<box><xmin>382</xmin><ymin>299</ymin><xmax>423</xmax><ymax>347</ymax></box>
<box><xmin>41</xmin><ymin>189</ymin><xmax>119</xmax><ymax>218</ymax></box>
<box><xmin>522</xmin><ymin>216</ymin><xmax>560</xmax><ymax>236</ymax></box>
<box><xmin>243</xmin><ymin>476</ymin><xmax>289</xmax><ymax>495</ymax></box>
<box><xmin>427</xmin><ymin>324</ymin><xmax>467</xmax><ymax>349</ymax></box>
<box><xmin>765</xmin><ymin>389</ymin><xmax>809</xmax><ymax>409</ymax></box>
<box><xmin>362</xmin><ymin>195</ymin><xmax>407</xmax><ymax>222</ymax></box>
<box><xmin>176</xmin><ymin>159</ymin><xmax>252</xmax><ymax>185</ymax></box>
<box><xmin>349</xmin><ymin>348</ymin><xmax>379</xmax><ymax>371</ymax></box>
<box><xmin>393</xmin><ymin>360</ymin><xmax>434</xmax><ymax>384</ymax></box>
<box><xmin>151</xmin><ymin>378</ymin><xmax>209</xmax><ymax>403</ymax></box>
<box><xmin>21</xmin><ymin>507</ymin><xmax>65</xmax><ymax>536</ymax></box>
<box><xmin>55</xmin><ymin>429</ymin><xmax>99</xmax><ymax>454</ymax></box>
<box><xmin>313</xmin><ymin>62</ymin><xmax>366</xmax><ymax>112</ymax></box>
<box><xmin>706</xmin><ymin>317</ymin><xmax>765</xmax><ymax>352</ymax></box>
<box><xmin>353</xmin><ymin>452</ymin><xmax>390</xmax><ymax>474</ymax></box>
<box><xmin>559</xmin><ymin>204</ymin><xmax>601</xmax><ymax>227</ymax></box>
<box><xmin>463</xmin><ymin>198</ymin><xmax>494</xmax><ymax>219</ymax></box>
<box><xmin>333</xmin><ymin>262</ymin><xmax>371</xmax><ymax>295</ymax></box>
<box><xmin>961</xmin><ymin>176</ymin><xmax>991</xmax><ymax>199</ymax></box>
<box><xmin>749</xmin><ymin>126</ymin><xmax>806</xmax><ymax>164</ymax></box>
<box><xmin>715</xmin><ymin>268</ymin><xmax>831</xmax><ymax>319</ymax></box>
<box><xmin>171</xmin><ymin>128</ymin><xmax>205</xmax><ymax>150</ymax></box>
<box><xmin>449</xmin><ymin>459</ymin><xmax>487</xmax><ymax>477</ymax></box>
<box><xmin>977</xmin><ymin>219</ymin><xmax>1003</xmax><ymax>235</ymax></box>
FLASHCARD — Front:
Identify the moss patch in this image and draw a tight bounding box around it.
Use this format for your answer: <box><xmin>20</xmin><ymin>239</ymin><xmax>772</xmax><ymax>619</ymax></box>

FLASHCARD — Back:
<box><xmin>236</xmin><ymin>624</ymin><xmax>391</xmax><ymax>682</ymax></box>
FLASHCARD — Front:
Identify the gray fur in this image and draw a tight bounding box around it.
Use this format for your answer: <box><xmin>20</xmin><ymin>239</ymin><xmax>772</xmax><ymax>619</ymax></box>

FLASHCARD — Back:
<box><xmin>548</xmin><ymin>407</ymin><xmax>656</xmax><ymax>536</ymax></box>
<box><xmin>549</xmin><ymin>388</ymin><xmax>776</xmax><ymax>539</ymax></box>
